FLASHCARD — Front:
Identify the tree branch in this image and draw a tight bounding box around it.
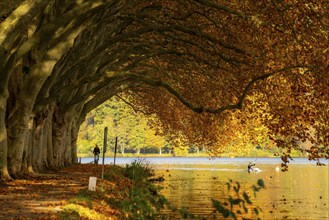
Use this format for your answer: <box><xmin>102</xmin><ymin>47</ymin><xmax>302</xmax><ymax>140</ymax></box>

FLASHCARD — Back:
<box><xmin>127</xmin><ymin>65</ymin><xmax>311</xmax><ymax>114</ymax></box>
<box><xmin>116</xmin><ymin>94</ymin><xmax>147</xmax><ymax>114</ymax></box>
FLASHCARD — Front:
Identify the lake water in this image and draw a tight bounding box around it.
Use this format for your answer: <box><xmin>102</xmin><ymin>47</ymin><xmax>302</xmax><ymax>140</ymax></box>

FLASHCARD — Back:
<box><xmin>81</xmin><ymin>157</ymin><xmax>329</xmax><ymax>219</ymax></box>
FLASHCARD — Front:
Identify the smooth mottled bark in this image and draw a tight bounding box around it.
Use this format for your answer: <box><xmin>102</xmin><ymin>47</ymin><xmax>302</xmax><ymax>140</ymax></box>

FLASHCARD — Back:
<box><xmin>0</xmin><ymin>106</ymin><xmax>11</xmax><ymax>180</ymax></box>
<box><xmin>6</xmin><ymin>100</ymin><xmax>31</xmax><ymax>177</ymax></box>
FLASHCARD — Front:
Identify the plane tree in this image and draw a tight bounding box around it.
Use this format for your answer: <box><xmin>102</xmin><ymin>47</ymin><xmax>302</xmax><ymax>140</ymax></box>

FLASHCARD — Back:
<box><xmin>126</xmin><ymin>0</ymin><xmax>329</xmax><ymax>168</ymax></box>
<box><xmin>0</xmin><ymin>0</ymin><xmax>328</xmax><ymax>179</ymax></box>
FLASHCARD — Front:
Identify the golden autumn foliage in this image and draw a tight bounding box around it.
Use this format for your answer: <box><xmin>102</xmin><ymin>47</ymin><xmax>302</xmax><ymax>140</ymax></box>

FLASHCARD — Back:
<box><xmin>0</xmin><ymin>0</ymin><xmax>328</xmax><ymax>179</ymax></box>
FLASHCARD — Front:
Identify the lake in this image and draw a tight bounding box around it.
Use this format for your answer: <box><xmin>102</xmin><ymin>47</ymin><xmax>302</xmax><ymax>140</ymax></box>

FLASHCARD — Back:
<box><xmin>81</xmin><ymin>157</ymin><xmax>329</xmax><ymax>219</ymax></box>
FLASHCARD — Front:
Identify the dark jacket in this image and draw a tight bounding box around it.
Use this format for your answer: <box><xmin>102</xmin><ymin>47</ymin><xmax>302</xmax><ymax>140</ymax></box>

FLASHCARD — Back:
<box><xmin>93</xmin><ymin>146</ymin><xmax>100</xmax><ymax>155</ymax></box>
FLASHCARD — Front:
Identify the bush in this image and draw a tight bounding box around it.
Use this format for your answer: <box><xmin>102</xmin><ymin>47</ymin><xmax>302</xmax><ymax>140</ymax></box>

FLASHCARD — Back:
<box><xmin>119</xmin><ymin>159</ymin><xmax>171</xmax><ymax>219</ymax></box>
<box><xmin>121</xmin><ymin>187</ymin><xmax>170</xmax><ymax>220</ymax></box>
<box><xmin>123</xmin><ymin>158</ymin><xmax>155</xmax><ymax>182</ymax></box>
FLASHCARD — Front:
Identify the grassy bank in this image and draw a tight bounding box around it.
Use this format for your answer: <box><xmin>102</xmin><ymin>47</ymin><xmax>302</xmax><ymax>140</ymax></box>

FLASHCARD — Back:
<box><xmin>60</xmin><ymin>160</ymin><xmax>170</xmax><ymax>219</ymax></box>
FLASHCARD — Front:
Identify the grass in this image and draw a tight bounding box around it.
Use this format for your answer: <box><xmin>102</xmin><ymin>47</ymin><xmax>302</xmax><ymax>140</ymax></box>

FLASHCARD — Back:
<box><xmin>61</xmin><ymin>204</ymin><xmax>106</xmax><ymax>220</ymax></box>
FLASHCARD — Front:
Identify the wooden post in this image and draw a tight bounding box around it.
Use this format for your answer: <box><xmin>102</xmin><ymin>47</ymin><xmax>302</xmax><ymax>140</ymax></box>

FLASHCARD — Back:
<box><xmin>101</xmin><ymin>127</ymin><xmax>108</xmax><ymax>179</ymax></box>
<box><xmin>114</xmin><ymin>137</ymin><xmax>118</xmax><ymax>165</ymax></box>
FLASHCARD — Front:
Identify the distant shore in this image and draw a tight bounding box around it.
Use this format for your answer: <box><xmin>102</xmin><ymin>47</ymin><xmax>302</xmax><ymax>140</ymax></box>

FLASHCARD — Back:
<box><xmin>77</xmin><ymin>148</ymin><xmax>308</xmax><ymax>159</ymax></box>
<box><xmin>77</xmin><ymin>153</ymin><xmax>307</xmax><ymax>159</ymax></box>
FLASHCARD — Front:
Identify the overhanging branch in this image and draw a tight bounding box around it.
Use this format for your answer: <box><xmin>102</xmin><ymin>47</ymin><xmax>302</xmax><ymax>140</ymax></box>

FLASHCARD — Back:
<box><xmin>128</xmin><ymin>65</ymin><xmax>311</xmax><ymax>114</ymax></box>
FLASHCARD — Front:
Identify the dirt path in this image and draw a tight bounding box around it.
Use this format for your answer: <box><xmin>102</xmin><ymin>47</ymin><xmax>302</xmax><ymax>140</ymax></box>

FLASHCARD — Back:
<box><xmin>0</xmin><ymin>164</ymin><xmax>103</xmax><ymax>220</ymax></box>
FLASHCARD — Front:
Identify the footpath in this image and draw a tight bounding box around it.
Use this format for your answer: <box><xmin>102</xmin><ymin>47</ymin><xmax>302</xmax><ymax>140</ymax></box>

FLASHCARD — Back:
<box><xmin>0</xmin><ymin>164</ymin><xmax>105</xmax><ymax>219</ymax></box>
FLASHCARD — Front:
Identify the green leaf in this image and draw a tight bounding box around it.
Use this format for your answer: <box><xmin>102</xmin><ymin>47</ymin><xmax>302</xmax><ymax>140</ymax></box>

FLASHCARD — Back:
<box><xmin>257</xmin><ymin>179</ymin><xmax>265</xmax><ymax>188</ymax></box>
<box><xmin>252</xmin><ymin>185</ymin><xmax>259</xmax><ymax>197</ymax></box>
<box><xmin>234</xmin><ymin>181</ymin><xmax>241</xmax><ymax>193</ymax></box>
<box><xmin>231</xmin><ymin>198</ymin><xmax>243</xmax><ymax>205</ymax></box>
<box><xmin>229</xmin><ymin>211</ymin><xmax>237</xmax><ymax>220</ymax></box>
<box><xmin>212</xmin><ymin>199</ymin><xmax>230</xmax><ymax>217</ymax></box>
<box><xmin>243</xmin><ymin>192</ymin><xmax>252</xmax><ymax>204</ymax></box>
<box><xmin>243</xmin><ymin>204</ymin><xmax>248</xmax><ymax>213</ymax></box>
<box><xmin>226</xmin><ymin>182</ymin><xmax>231</xmax><ymax>191</ymax></box>
<box><xmin>179</xmin><ymin>207</ymin><xmax>189</xmax><ymax>219</ymax></box>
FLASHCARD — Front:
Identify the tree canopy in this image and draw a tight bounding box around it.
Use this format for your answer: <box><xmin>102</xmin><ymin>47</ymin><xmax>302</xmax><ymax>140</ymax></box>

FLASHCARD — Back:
<box><xmin>0</xmin><ymin>0</ymin><xmax>328</xmax><ymax>179</ymax></box>
<box><xmin>77</xmin><ymin>96</ymin><xmax>283</xmax><ymax>158</ymax></box>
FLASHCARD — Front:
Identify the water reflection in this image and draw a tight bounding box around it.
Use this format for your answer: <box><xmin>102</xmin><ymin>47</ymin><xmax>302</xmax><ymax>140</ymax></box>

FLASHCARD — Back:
<box><xmin>154</xmin><ymin>161</ymin><xmax>329</xmax><ymax>219</ymax></box>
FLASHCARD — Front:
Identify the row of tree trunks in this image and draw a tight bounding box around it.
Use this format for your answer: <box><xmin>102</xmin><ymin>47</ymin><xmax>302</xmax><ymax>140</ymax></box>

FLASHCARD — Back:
<box><xmin>0</xmin><ymin>0</ymin><xmax>88</xmax><ymax>179</ymax></box>
<box><xmin>0</xmin><ymin>99</ymin><xmax>79</xmax><ymax>179</ymax></box>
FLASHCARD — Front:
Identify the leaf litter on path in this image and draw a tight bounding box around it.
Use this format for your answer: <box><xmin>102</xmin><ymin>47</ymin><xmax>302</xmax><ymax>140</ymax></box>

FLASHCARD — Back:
<box><xmin>0</xmin><ymin>164</ymin><xmax>115</xmax><ymax>219</ymax></box>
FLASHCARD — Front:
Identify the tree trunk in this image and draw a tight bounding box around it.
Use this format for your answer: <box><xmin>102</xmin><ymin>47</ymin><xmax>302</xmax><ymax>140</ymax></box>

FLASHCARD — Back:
<box><xmin>32</xmin><ymin>123</ymin><xmax>41</xmax><ymax>172</ymax></box>
<box><xmin>62</xmin><ymin>123</ymin><xmax>72</xmax><ymax>167</ymax></box>
<box><xmin>40</xmin><ymin>116</ymin><xmax>49</xmax><ymax>169</ymax></box>
<box><xmin>52</xmin><ymin>107</ymin><xmax>75</xmax><ymax>168</ymax></box>
<box><xmin>22</xmin><ymin>120</ymin><xmax>34</xmax><ymax>174</ymax></box>
<box><xmin>121</xmin><ymin>146</ymin><xmax>125</xmax><ymax>156</ymax></box>
<box><xmin>70</xmin><ymin>121</ymin><xmax>79</xmax><ymax>164</ymax></box>
<box><xmin>7</xmin><ymin>102</ymin><xmax>31</xmax><ymax>177</ymax></box>
<box><xmin>46</xmin><ymin>116</ymin><xmax>54</xmax><ymax>168</ymax></box>
<box><xmin>32</xmin><ymin>117</ymin><xmax>46</xmax><ymax>172</ymax></box>
<box><xmin>0</xmin><ymin>102</ymin><xmax>11</xmax><ymax>180</ymax></box>
<box><xmin>0</xmin><ymin>34</ymin><xmax>14</xmax><ymax>180</ymax></box>
<box><xmin>52</xmin><ymin>125</ymin><xmax>64</xmax><ymax>168</ymax></box>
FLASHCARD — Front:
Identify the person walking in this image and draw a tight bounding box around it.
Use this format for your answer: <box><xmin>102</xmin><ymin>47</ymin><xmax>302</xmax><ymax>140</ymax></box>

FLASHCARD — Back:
<box><xmin>93</xmin><ymin>144</ymin><xmax>100</xmax><ymax>164</ymax></box>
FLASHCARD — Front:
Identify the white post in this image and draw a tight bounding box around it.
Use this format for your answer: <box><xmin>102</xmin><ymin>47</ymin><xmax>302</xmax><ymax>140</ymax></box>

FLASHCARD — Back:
<box><xmin>88</xmin><ymin>177</ymin><xmax>97</xmax><ymax>191</ymax></box>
